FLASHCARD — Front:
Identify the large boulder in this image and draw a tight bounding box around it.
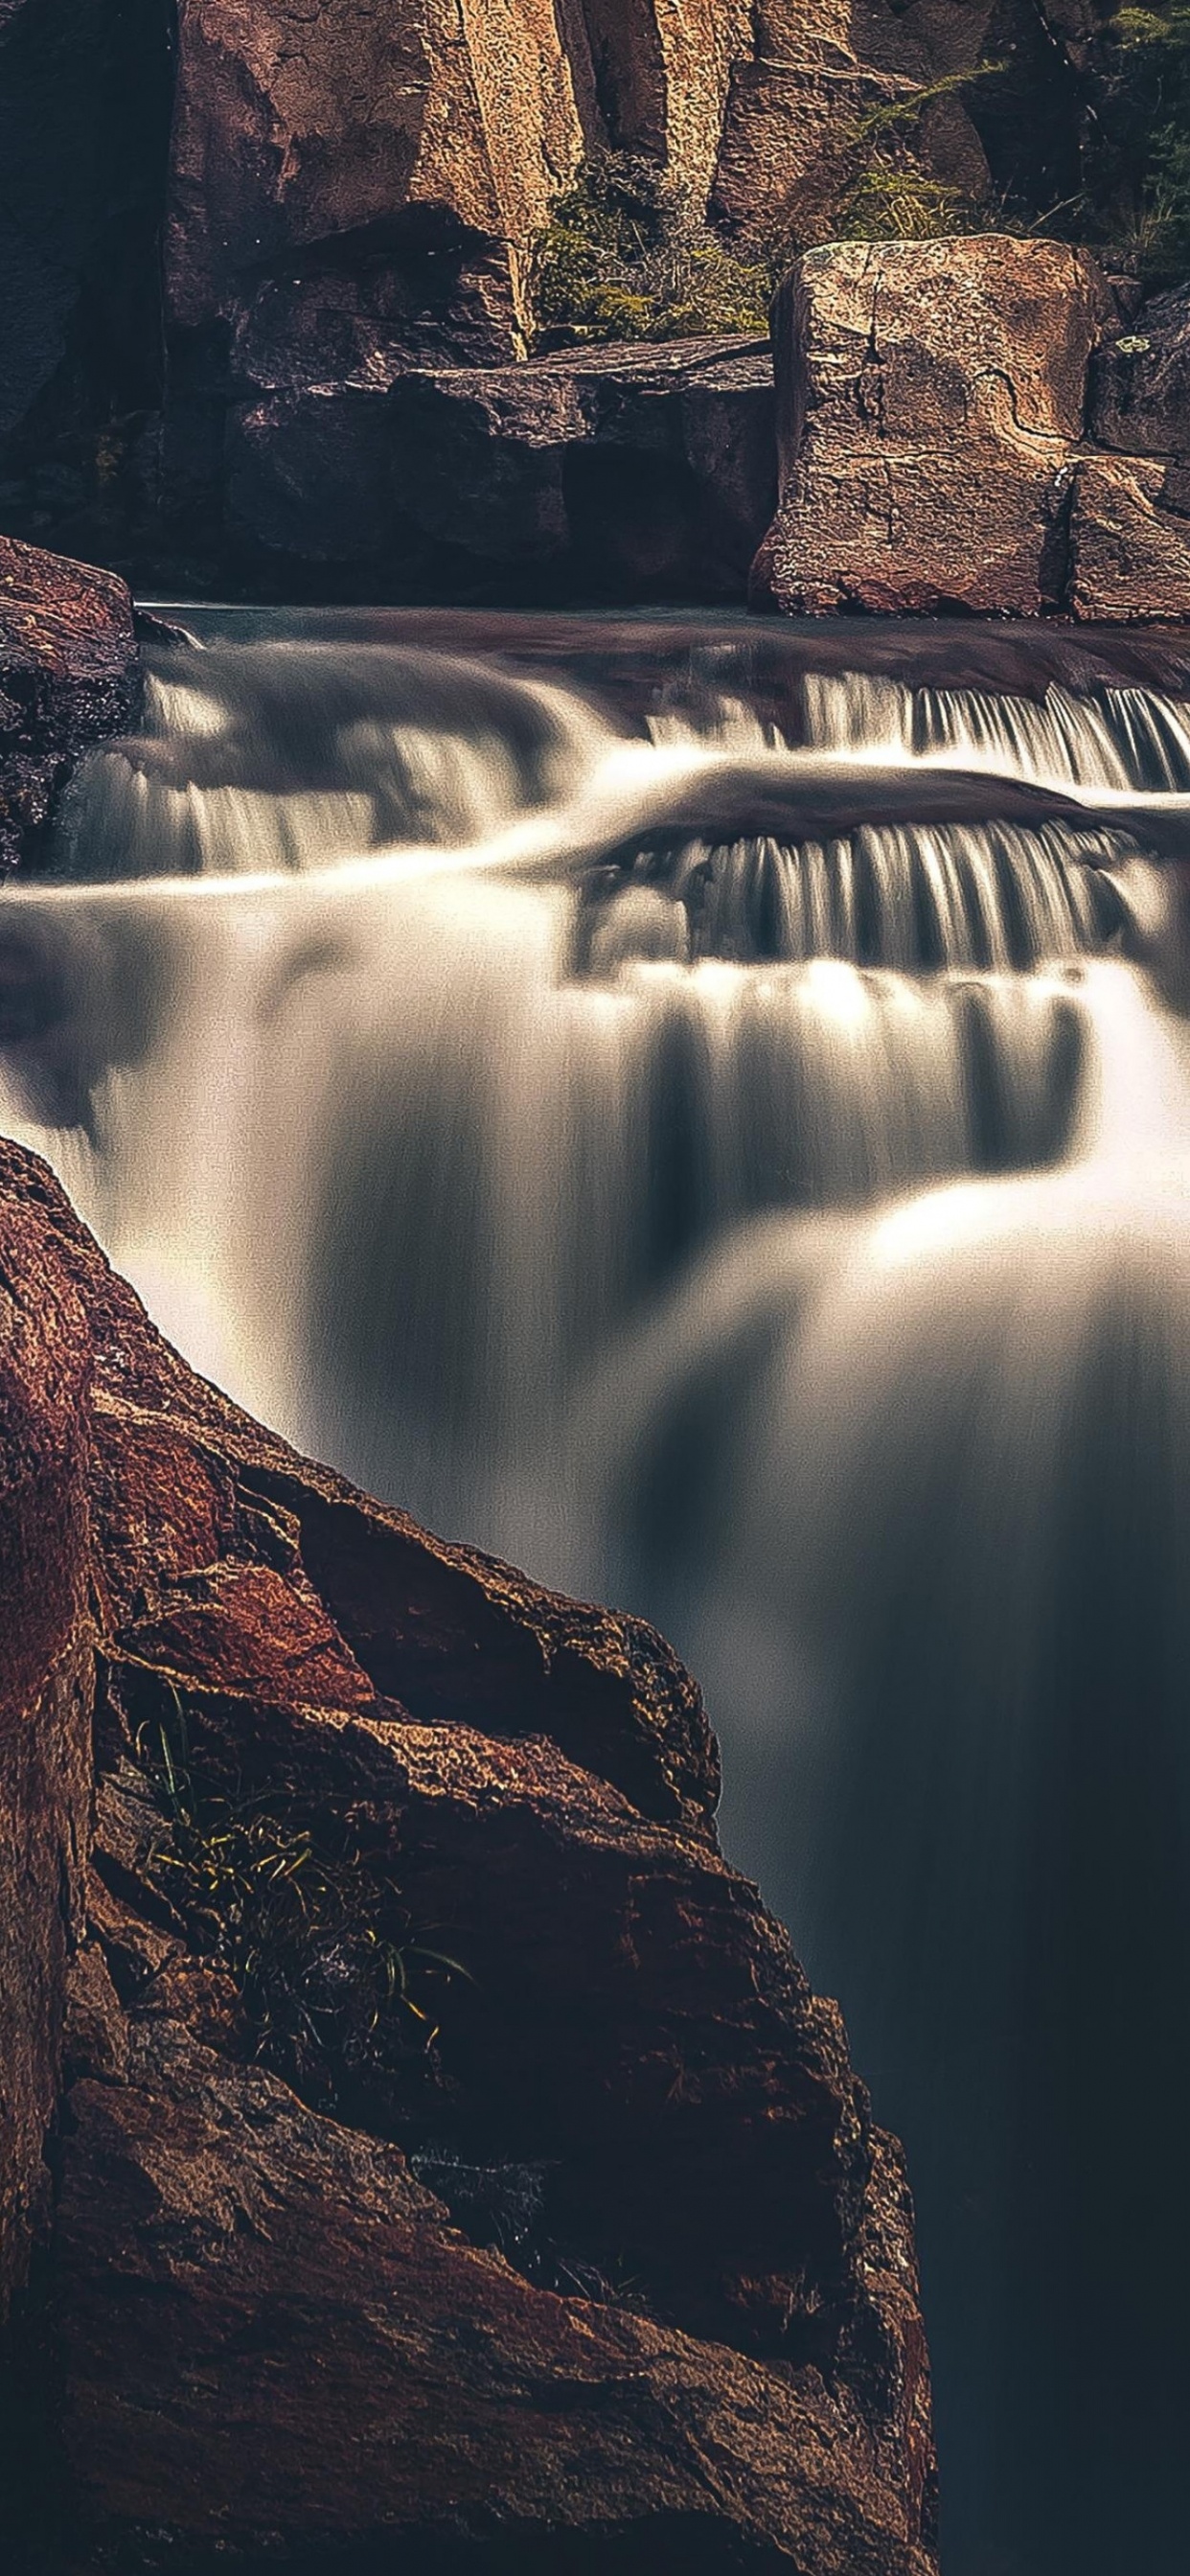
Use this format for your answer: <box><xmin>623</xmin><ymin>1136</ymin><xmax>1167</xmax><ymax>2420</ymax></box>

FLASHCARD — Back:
<box><xmin>226</xmin><ymin>336</ymin><xmax>776</xmax><ymax>600</ymax></box>
<box><xmin>751</xmin><ymin>237</ymin><xmax>1111</xmax><ymax>615</ymax></box>
<box><xmin>0</xmin><ymin>537</ymin><xmax>139</xmax><ymax>871</ymax></box>
<box><xmin>751</xmin><ymin>235</ymin><xmax>1190</xmax><ymax>621</ymax></box>
<box><xmin>0</xmin><ymin>1136</ymin><xmax>937</xmax><ymax>2573</ymax></box>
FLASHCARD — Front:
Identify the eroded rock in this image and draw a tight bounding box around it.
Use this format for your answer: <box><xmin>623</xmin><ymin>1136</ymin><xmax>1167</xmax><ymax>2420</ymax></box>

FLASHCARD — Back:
<box><xmin>0</xmin><ymin>1137</ymin><xmax>937</xmax><ymax>2572</ymax></box>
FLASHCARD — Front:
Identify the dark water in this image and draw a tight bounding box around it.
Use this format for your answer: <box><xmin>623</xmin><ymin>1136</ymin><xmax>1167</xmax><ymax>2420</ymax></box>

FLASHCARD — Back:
<box><xmin>5</xmin><ymin>606</ymin><xmax>1190</xmax><ymax>2574</ymax></box>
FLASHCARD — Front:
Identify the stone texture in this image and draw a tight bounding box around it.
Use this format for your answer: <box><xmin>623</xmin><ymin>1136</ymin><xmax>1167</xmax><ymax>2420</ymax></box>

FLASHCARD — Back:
<box><xmin>1067</xmin><ymin>451</ymin><xmax>1190</xmax><ymax>621</ymax></box>
<box><xmin>0</xmin><ymin>1137</ymin><xmax>937</xmax><ymax>2573</ymax></box>
<box><xmin>0</xmin><ymin>1179</ymin><xmax>94</xmax><ymax>2321</ymax></box>
<box><xmin>0</xmin><ymin>537</ymin><xmax>140</xmax><ymax>870</ymax></box>
<box><xmin>167</xmin><ymin>0</ymin><xmax>594</xmax><ymax>364</ymax></box>
<box><xmin>752</xmin><ymin>237</ymin><xmax>1113</xmax><ymax>615</ymax></box>
<box><xmin>1090</xmin><ymin>282</ymin><xmax>1190</xmax><ymax>463</ymax></box>
<box><xmin>710</xmin><ymin>0</ymin><xmax>992</xmax><ymax>252</ymax></box>
<box><xmin>227</xmin><ymin>336</ymin><xmax>776</xmax><ymax>600</ymax></box>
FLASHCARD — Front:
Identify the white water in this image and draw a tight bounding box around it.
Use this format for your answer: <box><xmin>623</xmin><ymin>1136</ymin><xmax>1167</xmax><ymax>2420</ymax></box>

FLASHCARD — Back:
<box><xmin>4</xmin><ymin>618</ymin><xmax>1190</xmax><ymax>2573</ymax></box>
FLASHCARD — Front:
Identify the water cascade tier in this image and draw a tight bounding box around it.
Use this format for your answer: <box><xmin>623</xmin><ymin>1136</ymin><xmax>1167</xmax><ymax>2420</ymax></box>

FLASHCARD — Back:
<box><xmin>4</xmin><ymin>608</ymin><xmax>1190</xmax><ymax>2576</ymax></box>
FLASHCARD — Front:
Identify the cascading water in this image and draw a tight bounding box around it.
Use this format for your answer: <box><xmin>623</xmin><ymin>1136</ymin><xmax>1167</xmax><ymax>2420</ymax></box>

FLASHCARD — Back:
<box><xmin>3</xmin><ymin>606</ymin><xmax>1190</xmax><ymax>2576</ymax></box>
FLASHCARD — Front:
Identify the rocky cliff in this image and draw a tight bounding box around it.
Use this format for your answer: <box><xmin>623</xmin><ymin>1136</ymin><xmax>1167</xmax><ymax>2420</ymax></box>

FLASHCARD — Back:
<box><xmin>2</xmin><ymin>0</ymin><xmax>1179</xmax><ymax>610</ymax></box>
<box><xmin>0</xmin><ymin>1138</ymin><xmax>937</xmax><ymax>2574</ymax></box>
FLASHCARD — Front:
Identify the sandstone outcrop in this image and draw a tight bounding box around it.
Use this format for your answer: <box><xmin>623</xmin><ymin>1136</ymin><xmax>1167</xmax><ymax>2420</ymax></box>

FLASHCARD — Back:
<box><xmin>0</xmin><ymin>1137</ymin><xmax>937</xmax><ymax>2574</ymax></box>
<box><xmin>228</xmin><ymin>335</ymin><xmax>775</xmax><ymax>599</ymax></box>
<box><xmin>751</xmin><ymin>236</ymin><xmax>1190</xmax><ymax>621</ymax></box>
<box><xmin>0</xmin><ymin>537</ymin><xmax>139</xmax><ymax>870</ymax></box>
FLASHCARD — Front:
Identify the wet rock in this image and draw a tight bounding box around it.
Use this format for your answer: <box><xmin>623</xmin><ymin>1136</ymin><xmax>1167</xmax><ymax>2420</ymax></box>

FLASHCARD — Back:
<box><xmin>229</xmin><ymin>336</ymin><xmax>776</xmax><ymax>601</ymax></box>
<box><xmin>0</xmin><ymin>1137</ymin><xmax>937</xmax><ymax>2572</ymax></box>
<box><xmin>0</xmin><ymin>536</ymin><xmax>140</xmax><ymax>869</ymax></box>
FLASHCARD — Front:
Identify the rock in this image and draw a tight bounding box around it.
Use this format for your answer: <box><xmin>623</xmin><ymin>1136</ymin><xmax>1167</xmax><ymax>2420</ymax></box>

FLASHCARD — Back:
<box><xmin>752</xmin><ymin>237</ymin><xmax>1112</xmax><ymax>615</ymax></box>
<box><xmin>167</xmin><ymin>0</ymin><xmax>594</xmax><ymax>366</ymax></box>
<box><xmin>228</xmin><ymin>337</ymin><xmax>777</xmax><ymax>600</ymax></box>
<box><xmin>1090</xmin><ymin>282</ymin><xmax>1190</xmax><ymax>461</ymax></box>
<box><xmin>0</xmin><ymin>1138</ymin><xmax>938</xmax><ymax>2572</ymax></box>
<box><xmin>0</xmin><ymin>1180</ymin><xmax>93</xmax><ymax>2320</ymax></box>
<box><xmin>0</xmin><ymin>537</ymin><xmax>140</xmax><ymax>870</ymax></box>
<box><xmin>710</xmin><ymin>0</ymin><xmax>993</xmax><ymax>251</ymax></box>
<box><xmin>1067</xmin><ymin>451</ymin><xmax>1190</xmax><ymax>620</ymax></box>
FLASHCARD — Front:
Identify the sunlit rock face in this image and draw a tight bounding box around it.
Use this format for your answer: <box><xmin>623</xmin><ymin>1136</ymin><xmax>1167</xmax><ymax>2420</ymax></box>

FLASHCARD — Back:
<box><xmin>752</xmin><ymin>237</ymin><xmax>1190</xmax><ymax>621</ymax></box>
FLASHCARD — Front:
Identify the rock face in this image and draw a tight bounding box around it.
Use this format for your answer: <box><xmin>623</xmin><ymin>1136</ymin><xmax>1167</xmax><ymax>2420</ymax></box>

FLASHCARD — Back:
<box><xmin>0</xmin><ymin>1137</ymin><xmax>937</xmax><ymax>2575</ymax></box>
<box><xmin>1088</xmin><ymin>284</ymin><xmax>1190</xmax><ymax>572</ymax></box>
<box><xmin>0</xmin><ymin>537</ymin><xmax>139</xmax><ymax>871</ymax></box>
<box><xmin>751</xmin><ymin>236</ymin><xmax>1190</xmax><ymax>621</ymax></box>
<box><xmin>0</xmin><ymin>0</ymin><xmax>1133</xmax><ymax>602</ymax></box>
<box><xmin>228</xmin><ymin>335</ymin><xmax>775</xmax><ymax>599</ymax></box>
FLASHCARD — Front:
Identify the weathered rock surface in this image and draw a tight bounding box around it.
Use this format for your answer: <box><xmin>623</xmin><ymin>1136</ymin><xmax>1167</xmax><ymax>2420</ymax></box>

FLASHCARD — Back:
<box><xmin>0</xmin><ymin>1137</ymin><xmax>936</xmax><ymax>2573</ymax></box>
<box><xmin>1090</xmin><ymin>282</ymin><xmax>1190</xmax><ymax>464</ymax></box>
<box><xmin>751</xmin><ymin>236</ymin><xmax>1190</xmax><ymax>621</ymax></box>
<box><xmin>0</xmin><ymin>537</ymin><xmax>140</xmax><ymax>870</ymax></box>
<box><xmin>228</xmin><ymin>335</ymin><xmax>775</xmax><ymax>599</ymax></box>
<box><xmin>0</xmin><ymin>1179</ymin><xmax>93</xmax><ymax>2322</ymax></box>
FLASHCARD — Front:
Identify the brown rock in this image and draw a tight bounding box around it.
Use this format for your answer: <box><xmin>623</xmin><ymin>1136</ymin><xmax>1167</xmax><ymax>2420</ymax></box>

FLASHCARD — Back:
<box><xmin>0</xmin><ymin>1137</ymin><xmax>938</xmax><ymax>2571</ymax></box>
<box><xmin>228</xmin><ymin>337</ymin><xmax>776</xmax><ymax>600</ymax></box>
<box><xmin>167</xmin><ymin>0</ymin><xmax>592</xmax><ymax>363</ymax></box>
<box><xmin>751</xmin><ymin>236</ymin><xmax>1113</xmax><ymax>615</ymax></box>
<box><xmin>1089</xmin><ymin>283</ymin><xmax>1190</xmax><ymax>462</ymax></box>
<box><xmin>711</xmin><ymin>0</ymin><xmax>993</xmax><ymax>251</ymax></box>
<box><xmin>0</xmin><ymin>537</ymin><xmax>140</xmax><ymax>870</ymax></box>
<box><xmin>0</xmin><ymin>1184</ymin><xmax>93</xmax><ymax>2318</ymax></box>
<box><xmin>1067</xmin><ymin>452</ymin><xmax>1190</xmax><ymax>621</ymax></box>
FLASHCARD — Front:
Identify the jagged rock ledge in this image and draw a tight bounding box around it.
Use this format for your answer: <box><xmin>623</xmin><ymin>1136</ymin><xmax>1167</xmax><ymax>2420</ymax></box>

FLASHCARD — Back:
<box><xmin>0</xmin><ymin>538</ymin><xmax>139</xmax><ymax>871</ymax></box>
<box><xmin>0</xmin><ymin>1139</ymin><xmax>937</xmax><ymax>2575</ymax></box>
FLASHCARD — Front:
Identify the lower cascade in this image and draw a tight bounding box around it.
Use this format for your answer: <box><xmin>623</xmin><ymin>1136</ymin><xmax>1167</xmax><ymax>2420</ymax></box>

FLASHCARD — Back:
<box><xmin>4</xmin><ymin>608</ymin><xmax>1190</xmax><ymax>2576</ymax></box>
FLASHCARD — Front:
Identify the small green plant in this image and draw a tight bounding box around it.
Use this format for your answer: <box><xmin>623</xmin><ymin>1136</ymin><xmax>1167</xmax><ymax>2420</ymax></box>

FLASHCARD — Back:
<box><xmin>837</xmin><ymin>163</ymin><xmax>974</xmax><ymax>242</ymax></box>
<box><xmin>139</xmin><ymin>1688</ymin><xmax>469</xmax><ymax>2114</ymax></box>
<box><xmin>529</xmin><ymin>152</ymin><xmax>775</xmax><ymax>348</ymax></box>
<box><xmin>1091</xmin><ymin>10</ymin><xmax>1190</xmax><ymax>277</ymax></box>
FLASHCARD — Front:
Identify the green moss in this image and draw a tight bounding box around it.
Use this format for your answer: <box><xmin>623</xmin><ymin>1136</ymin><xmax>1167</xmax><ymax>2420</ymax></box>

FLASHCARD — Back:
<box><xmin>530</xmin><ymin>153</ymin><xmax>774</xmax><ymax>348</ymax></box>
<box><xmin>837</xmin><ymin>161</ymin><xmax>976</xmax><ymax>242</ymax></box>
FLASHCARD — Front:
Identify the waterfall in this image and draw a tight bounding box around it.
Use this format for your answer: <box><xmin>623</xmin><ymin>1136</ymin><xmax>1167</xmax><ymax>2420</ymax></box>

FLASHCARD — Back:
<box><xmin>4</xmin><ymin>608</ymin><xmax>1190</xmax><ymax>2575</ymax></box>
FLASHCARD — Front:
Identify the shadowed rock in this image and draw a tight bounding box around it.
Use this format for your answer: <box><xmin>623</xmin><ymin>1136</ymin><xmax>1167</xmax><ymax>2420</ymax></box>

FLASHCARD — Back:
<box><xmin>0</xmin><ymin>1138</ymin><xmax>937</xmax><ymax>2574</ymax></box>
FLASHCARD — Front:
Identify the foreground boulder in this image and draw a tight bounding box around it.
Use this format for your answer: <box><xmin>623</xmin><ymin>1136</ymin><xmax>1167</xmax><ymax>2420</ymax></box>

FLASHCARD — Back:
<box><xmin>228</xmin><ymin>336</ymin><xmax>775</xmax><ymax>600</ymax></box>
<box><xmin>0</xmin><ymin>538</ymin><xmax>139</xmax><ymax>871</ymax></box>
<box><xmin>0</xmin><ymin>1138</ymin><xmax>936</xmax><ymax>2573</ymax></box>
<box><xmin>752</xmin><ymin>236</ymin><xmax>1190</xmax><ymax>621</ymax></box>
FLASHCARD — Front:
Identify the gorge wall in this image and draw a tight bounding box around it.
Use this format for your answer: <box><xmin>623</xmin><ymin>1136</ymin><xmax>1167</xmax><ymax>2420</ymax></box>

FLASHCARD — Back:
<box><xmin>7</xmin><ymin>0</ymin><xmax>1187</xmax><ymax>611</ymax></box>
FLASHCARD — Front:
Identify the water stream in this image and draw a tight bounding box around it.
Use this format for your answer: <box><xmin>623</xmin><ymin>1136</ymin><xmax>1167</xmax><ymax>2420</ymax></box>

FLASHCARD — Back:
<box><xmin>4</xmin><ymin>608</ymin><xmax>1190</xmax><ymax>2574</ymax></box>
